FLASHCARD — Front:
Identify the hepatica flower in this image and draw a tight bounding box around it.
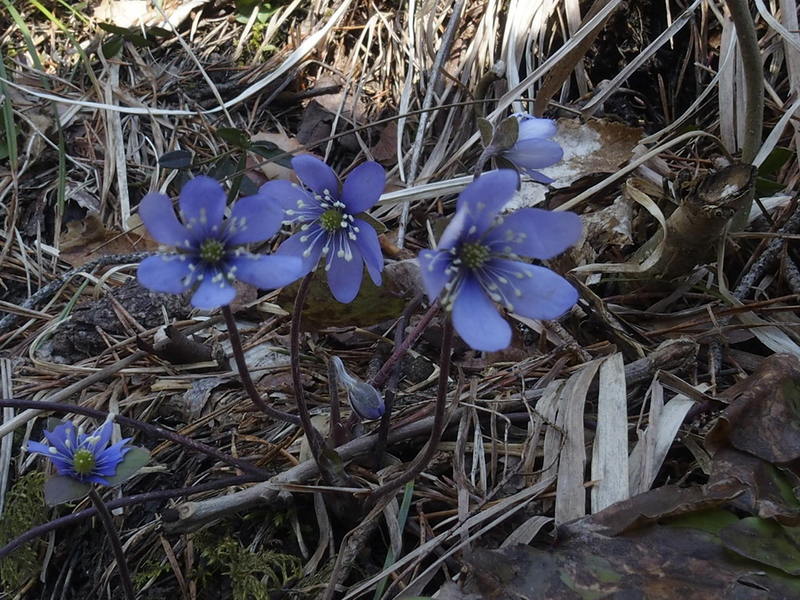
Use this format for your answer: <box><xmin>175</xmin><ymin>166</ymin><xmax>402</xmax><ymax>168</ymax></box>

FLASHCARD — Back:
<box><xmin>265</xmin><ymin>155</ymin><xmax>385</xmax><ymax>303</ymax></box>
<box><xmin>418</xmin><ymin>169</ymin><xmax>581</xmax><ymax>351</ymax></box>
<box><xmin>28</xmin><ymin>419</ymin><xmax>131</xmax><ymax>485</ymax></box>
<box><xmin>137</xmin><ymin>176</ymin><xmax>302</xmax><ymax>310</ymax></box>
<box><xmin>499</xmin><ymin>113</ymin><xmax>563</xmax><ymax>183</ymax></box>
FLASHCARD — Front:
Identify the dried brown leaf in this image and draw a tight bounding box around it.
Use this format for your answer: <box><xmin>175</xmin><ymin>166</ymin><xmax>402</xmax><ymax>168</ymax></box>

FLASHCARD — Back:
<box><xmin>706</xmin><ymin>353</ymin><xmax>800</xmax><ymax>464</ymax></box>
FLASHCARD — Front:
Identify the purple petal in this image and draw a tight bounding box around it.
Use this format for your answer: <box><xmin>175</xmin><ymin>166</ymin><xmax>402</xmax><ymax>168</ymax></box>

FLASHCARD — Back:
<box><xmin>451</xmin><ymin>275</ymin><xmax>511</xmax><ymax>351</ymax></box>
<box><xmin>85</xmin><ymin>474</ymin><xmax>111</xmax><ymax>485</ymax></box>
<box><xmin>276</xmin><ymin>229</ymin><xmax>325</xmax><ymax>275</ymax></box>
<box><xmin>179</xmin><ymin>175</ymin><xmax>226</xmax><ymax>237</ymax></box>
<box><xmin>348</xmin><ymin>382</ymin><xmax>384</xmax><ymax>420</ymax></box>
<box><xmin>230</xmin><ymin>253</ymin><xmax>304</xmax><ymax>289</ymax></box>
<box><xmin>137</xmin><ymin>255</ymin><xmax>194</xmax><ymax>294</ymax></box>
<box><xmin>417</xmin><ymin>249</ymin><xmax>452</xmax><ymax>300</ymax></box>
<box><xmin>364</xmin><ymin>257</ymin><xmax>381</xmax><ymax>287</ymax></box>
<box><xmin>456</xmin><ymin>170</ymin><xmax>519</xmax><ymax>236</ymax></box>
<box><xmin>438</xmin><ymin>209</ymin><xmax>469</xmax><ymax>250</ymax></box>
<box><xmin>89</xmin><ymin>420</ymin><xmax>114</xmax><ymax>451</ymax></box>
<box><xmin>326</xmin><ymin>243</ymin><xmax>364</xmax><ymax>303</ymax></box>
<box><xmin>43</xmin><ymin>423</ymin><xmax>75</xmax><ymax>456</ymax></box>
<box><xmin>50</xmin><ymin>458</ymin><xmax>75</xmax><ymax>477</ymax></box>
<box><xmin>94</xmin><ymin>441</ymin><xmax>130</xmax><ymax>476</ymax></box>
<box><xmin>258</xmin><ymin>179</ymin><xmax>312</xmax><ymax>214</ymax></box>
<box><xmin>517</xmin><ymin>168</ymin><xmax>554</xmax><ymax>184</ymax></box>
<box><xmin>138</xmin><ymin>192</ymin><xmax>192</xmax><ymax>249</ymax></box>
<box><xmin>486</xmin><ymin>208</ymin><xmax>582</xmax><ymax>259</ymax></box>
<box><xmin>190</xmin><ymin>269</ymin><xmax>236</xmax><ymax>309</ymax></box>
<box><xmin>503</xmin><ymin>138</ymin><xmax>563</xmax><ymax>171</ymax></box>
<box><xmin>27</xmin><ymin>440</ymin><xmax>55</xmax><ymax>456</ymax></box>
<box><xmin>515</xmin><ymin>114</ymin><xmax>557</xmax><ymax>140</ymax></box>
<box><xmin>485</xmin><ymin>259</ymin><xmax>578</xmax><ymax>320</ymax></box>
<box><xmin>291</xmin><ymin>155</ymin><xmax>339</xmax><ymax>198</ymax></box>
<box><xmin>352</xmin><ymin>218</ymin><xmax>383</xmax><ymax>285</ymax></box>
<box><xmin>226</xmin><ymin>194</ymin><xmax>284</xmax><ymax>244</ymax></box>
<box><xmin>341</xmin><ymin>162</ymin><xmax>386</xmax><ymax>213</ymax></box>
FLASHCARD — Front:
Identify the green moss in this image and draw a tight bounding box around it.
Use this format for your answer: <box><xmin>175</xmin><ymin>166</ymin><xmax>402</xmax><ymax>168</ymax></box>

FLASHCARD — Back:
<box><xmin>240</xmin><ymin>21</ymin><xmax>278</xmax><ymax>63</ymax></box>
<box><xmin>291</xmin><ymin>559</ymin><xmax>336</xmax><ymax>599</ymax></box>
<box><xmin>0</xmin><ymin>471</ymin><xmax>49</xmax><ymax>590</ymax></box>
<box><xmin>132</xmin><ymin>552</ymin><xmax>172</xmax><ymax>590</ymax></box>
<box><xmin>196</xmin><ymin>532</ymin><xmax>302</xmax><ymax>600</ymax></box>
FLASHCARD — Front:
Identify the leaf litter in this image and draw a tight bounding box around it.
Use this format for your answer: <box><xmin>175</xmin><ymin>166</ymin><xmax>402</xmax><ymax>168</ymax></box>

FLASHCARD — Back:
<box><xmin>1</xmin><ymin>0</ymin><xmax>800</xmax><ymax>598</ymax></box>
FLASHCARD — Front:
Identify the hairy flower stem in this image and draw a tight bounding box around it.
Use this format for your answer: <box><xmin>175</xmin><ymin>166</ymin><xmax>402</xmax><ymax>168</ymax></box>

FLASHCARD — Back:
<box><xmin>369</xmin><ymin>299</ymin><xmax>440</xmax><ymax>389</ymax></box>
<box><xmin>327</xmin><ymin>357</ymin><xmax>345</xmax><ymax>446</ymax></box>
<box><xmin>472</xmin><ymin>146</ymin><xmax>495</xmax><ymax>178</ymax></box>
<box><xmin>369</xmin><ymin>320</ymin><xmax>453</xmax><ymax>503</ymax></box>
<box><xmin>373</xmin><ymin>293</ymin><xmax>424</xmax><ymax>469</ymax></box>
<box><xmin>88</xmin><ymin>487</ymin><xmax>135</xmax><ymax>600</ymax></box>
<box><xmin>0</xmin><ymin>475</ymin><xmax>259</xmax><ymax>559</ymax></box>
<box><xmin>290</xmin><ymin>273</ymin><xmax>326</xmax><ymax>467</ymax></box>
<box><xmin>0</xmin><ymin>399</ymin><xmax>268</xmax><ymax>478</ymax></box>
<box><xmin>221</xmin><ymin>306</ymin><xmax>300</xmax><ymax>426</ymax></box>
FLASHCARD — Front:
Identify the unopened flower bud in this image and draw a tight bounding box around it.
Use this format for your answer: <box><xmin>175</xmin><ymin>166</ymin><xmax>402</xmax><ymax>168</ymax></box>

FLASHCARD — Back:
<box><xmin>331</xmin><ymin>356</ymin><xmax>384</xmax><ymax>420</ymax></box>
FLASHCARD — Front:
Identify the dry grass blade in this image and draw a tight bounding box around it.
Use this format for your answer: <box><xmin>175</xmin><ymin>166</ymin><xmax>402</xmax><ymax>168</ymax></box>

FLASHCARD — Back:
<box><xmin>628</xmin><ymin>378</ymin><xmax>700</xmax><ymax>495</ymax></box>
<box><xmin>533</xmin><ymin>0</ymin><xmax>622</xmax><ymax>116</ymax></box>
<box><xmin>718</xmin><ymin>11</ymin><xmax>739</xmax><ymax>156</ymax></box>
<box><xmin>591</xmin><ymin>353</ymin><xmax>630</xmax><ymax>512</ymax></box>
<box><xmin>500</xmin><ymin>515</ymin><xmax>553</xmax><ymax>548</ymax></box>
<box><xmin>554</xmin><ymin>359</ymin><xmax>602</xmax><ymax>525</ymax></box>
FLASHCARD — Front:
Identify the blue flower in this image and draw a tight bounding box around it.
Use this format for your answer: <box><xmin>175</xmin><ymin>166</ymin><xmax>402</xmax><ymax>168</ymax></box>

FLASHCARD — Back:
<box><xmin>137</xmin><ymin>176</ymin><xmax>303</xmax><ymax>310</ymax></box>
<box><xmin>28</xmin><ymin>419</ymin><xmax>131</xmax><ymax>485</ymax></box>
<box><xmin>418</xmin><ymin>170</ymin><xmax>581</xmax><ymax>351</ymax></box>
<box><xmin>500</xmin><ymin>113</ymin><xmax>563</xmax><ymax>183</ymax></box>
<box><xmin>265</xmin><ymin>155</ymin><xmax>385</xmax><ymax>303</ymax></box>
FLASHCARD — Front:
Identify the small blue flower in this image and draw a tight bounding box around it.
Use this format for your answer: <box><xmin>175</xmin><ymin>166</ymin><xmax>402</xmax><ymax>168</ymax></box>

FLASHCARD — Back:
<box><xmin>500</xmin><ymin>113</ymin><xmax>563</xmax><ymax>183</ymax></box>
<box><xmin>137</xmin><ymin>176</ymin><xmax>303</xmax><ymax>310</ymax></box>
<box><xmin>265</xmin><ymin>155</ymin><xmax>385</xmax><ymax>303</ymax></box>
<box><xmin>418</xmin><ymin>170</ymin><xmax>581</xmax><ymax>351</ymax></box>
<box><xmin>28</xmin><ymin>419</ymin><xmax>131</xmax><ymax>485</ymax></box>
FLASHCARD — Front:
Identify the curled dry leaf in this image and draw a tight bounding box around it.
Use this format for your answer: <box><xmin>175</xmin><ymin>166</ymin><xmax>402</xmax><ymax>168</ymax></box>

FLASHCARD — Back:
<box><xmin>706</xmin><ymin>353</ymin><xmax>800</xmax><ymax>464</ymax></box>
<box><xmin>709</xmin><ymin>448</ymin><xmax>800</xmax><ymax>525</ymax></box>
<box><xmin>152</xmin><ymin>325</ymin><xmax>215</xmax><ymax>365</ymax></box>
<box><xmin>250</xmin><ymin>130</ymin><xmax>306</xmax><ymax>181</ymax></box>
<box><xmin>61</xmin><ymin>212</ymin><xmax>157</xmax><ymax>267</ymax></box>
<box><xmin>588</xmin><ymin>478</ymin><xmax>745</xmax><ymax>537</ymax></box>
